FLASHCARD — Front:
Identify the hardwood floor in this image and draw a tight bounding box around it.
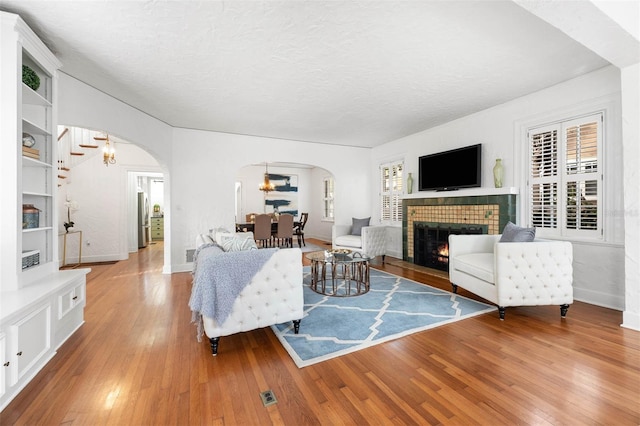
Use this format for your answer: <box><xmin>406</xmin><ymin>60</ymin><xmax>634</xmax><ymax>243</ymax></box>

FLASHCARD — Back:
<box><xmin>2</xmin><ymin>239</ymin><xmax>639</xmax><ymax>425</ymax></box>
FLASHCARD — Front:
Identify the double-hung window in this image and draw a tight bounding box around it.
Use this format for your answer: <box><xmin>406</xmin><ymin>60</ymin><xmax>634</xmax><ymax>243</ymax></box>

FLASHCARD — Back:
<box><xmin>380</xmin><ymin>161</ymin><xmax>403</xmax><ymax>224</ymax></box>
<box><xmin>528</xmin><ymin>112</ymin><xmax>603</xmax><ymax>239</ymax></box>
<box><xmin>322</xmin><ymin>177</ymin><xmax>334</xmax><ymax>221</ymax></box>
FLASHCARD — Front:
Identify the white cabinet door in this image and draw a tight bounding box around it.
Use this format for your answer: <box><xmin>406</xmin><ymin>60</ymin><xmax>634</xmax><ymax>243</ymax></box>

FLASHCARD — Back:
<box><xmin>58</xmin><ymin>281</ymin><xmax>85</xmax><ymax>320</ymax></box>
<box><xmin>54</xmin><ymin>276</ymin><xmax>87</xmax><ymax>349</ymax></box>
<box><xmin>0</xmin><ymin>333</ymin><xmax>6</xmax><ymax>400</ymax></box>
<box><xmin>58</xmin><ymin>286</ymin><xmax>74</xmax><ymax>319</ymax></box>
<box><xmin>8</xmin><ymin>303</ymin><xmax>51</xmax><ymax>386</ymax></box>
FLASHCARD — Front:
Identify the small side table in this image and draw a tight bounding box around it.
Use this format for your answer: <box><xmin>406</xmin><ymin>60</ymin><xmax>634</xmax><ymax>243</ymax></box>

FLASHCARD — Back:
<box><xmin>60</xmin><ymin>230</ymin><xmax>82</xmax><ymax>268</ymax></box>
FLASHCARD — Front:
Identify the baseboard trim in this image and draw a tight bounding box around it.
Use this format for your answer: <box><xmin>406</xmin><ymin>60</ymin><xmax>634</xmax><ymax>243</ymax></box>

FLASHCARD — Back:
<box><xmin>573</xmin><ymin>287</ymin><xmax>624</xmax><ymax>311</ymax></box>
<box><xmin>622</xmin><ymin>311</ymin><xmax>640</xmax><ymax>331</ymax></box>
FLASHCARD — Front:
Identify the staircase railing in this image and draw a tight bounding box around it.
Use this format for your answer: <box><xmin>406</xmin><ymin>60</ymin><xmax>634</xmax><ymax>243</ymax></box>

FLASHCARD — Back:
<box><xmin>57</xmin><ymin>126</ymin><xmax>102</xmax><ymax>185</ymax></box>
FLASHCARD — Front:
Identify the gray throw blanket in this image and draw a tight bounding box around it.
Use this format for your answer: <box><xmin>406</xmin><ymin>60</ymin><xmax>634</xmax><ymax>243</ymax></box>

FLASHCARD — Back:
<box><xmin>189</xmin><ymin>244</ymin><xmax>277</xmax><ymax>341</ymax></box>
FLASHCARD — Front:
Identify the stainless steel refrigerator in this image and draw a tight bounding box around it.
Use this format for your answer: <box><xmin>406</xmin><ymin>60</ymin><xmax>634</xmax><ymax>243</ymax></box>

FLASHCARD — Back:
<box><xmin>137</xmin><ymin>192</ymin><xmax>150</xmax><ymax>248</ymax></box>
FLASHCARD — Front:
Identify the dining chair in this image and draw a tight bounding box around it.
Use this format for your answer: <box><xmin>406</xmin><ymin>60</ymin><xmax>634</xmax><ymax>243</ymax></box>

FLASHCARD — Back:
<box><xmin>254</xmin><ymin>214</ymin><xmax>272</xmax><ymax>248</ymax></box>
<box><xmin>294</xmin><ymin>212</ymin><xmax>309</xmax><ymax>247</ymax></box>
<box><xmin>274</xmin><ymin>213</ymin><xmax>294</xmax><ymax>247</ymax></box>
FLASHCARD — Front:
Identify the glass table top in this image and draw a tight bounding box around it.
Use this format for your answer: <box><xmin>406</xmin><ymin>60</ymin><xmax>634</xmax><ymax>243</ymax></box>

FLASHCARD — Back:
<box><xmin>305</xmin><ymin>249</ymin><xmax>372</xmax><ymax>264</ymax></box>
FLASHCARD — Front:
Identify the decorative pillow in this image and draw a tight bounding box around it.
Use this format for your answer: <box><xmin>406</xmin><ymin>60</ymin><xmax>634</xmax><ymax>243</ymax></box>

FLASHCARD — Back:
<box><xmin>214</xmin><ymin>232</ymin><xmax>235</xmax><ymax>245</ymax></box>
<box><xmin>209</xmin><ymin>226</ymin><xmax>230</xmax><ymax>243</ymax></box>
<box><xmin>351</xmin><ymin>217</ymin><xmax>371</xmax><ymax>236</ymax></box>
<box><xmin>199</xmin><ymin>233</ymin><xmax>215</xmax><ymax>244</ymax></box>
<box><xmin>499</xmin><ymin>221</ymin><xmax>536</xmax><ymax>242</ymax></box>
<box><xmin>221</xmin><ymin>237</ymin><xmax>258</xmax><ymax>252</ymax></box>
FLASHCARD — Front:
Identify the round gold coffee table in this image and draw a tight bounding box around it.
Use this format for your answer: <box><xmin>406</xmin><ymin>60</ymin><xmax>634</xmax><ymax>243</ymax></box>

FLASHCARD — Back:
<box><xmin>305</xmin><ymin>250</ymin><xmax>372</xmax><ymax>297</ymax></box>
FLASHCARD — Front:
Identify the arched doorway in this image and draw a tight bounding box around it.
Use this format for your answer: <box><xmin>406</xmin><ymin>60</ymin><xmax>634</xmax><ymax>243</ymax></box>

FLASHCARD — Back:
<box><xmin>236</xmin><ymin>162</ymin><xmax>335</xmax><ymax>243</ymax></box>
<box><xmin>57</xmin><ymin>125</ymin><xmax>168</xmax><ymax>268</ymax></box>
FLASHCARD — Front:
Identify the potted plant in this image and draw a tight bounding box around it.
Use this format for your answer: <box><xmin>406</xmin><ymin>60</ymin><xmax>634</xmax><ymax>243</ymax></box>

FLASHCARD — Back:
<box><xmin>22</xmin><ymin>65</ymin><xmax>40</xmax><ymax>91</ymax></box>
<box><xmin>64</xmin><ymin>200</ymin><xmax>78</xmax><ymax>232</ymax></box>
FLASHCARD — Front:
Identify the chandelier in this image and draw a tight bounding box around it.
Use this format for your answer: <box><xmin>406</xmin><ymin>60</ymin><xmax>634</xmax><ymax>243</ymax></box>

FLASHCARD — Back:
<box><xmin>259</xmin><ymin>163</ymin><xmax>275</xmax><ymax>192</ymax></box>
<box><xmin>95</xmin><ymin>134</ymin><xmax>116</xmax><ymax>166</ymax></box>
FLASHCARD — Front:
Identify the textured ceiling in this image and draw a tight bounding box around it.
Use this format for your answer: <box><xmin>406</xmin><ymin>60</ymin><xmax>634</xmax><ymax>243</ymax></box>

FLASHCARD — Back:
<box><xmin>0</xmin><ymin>1</ymin><xmax>610</xmax><ymax>147</ymax></box>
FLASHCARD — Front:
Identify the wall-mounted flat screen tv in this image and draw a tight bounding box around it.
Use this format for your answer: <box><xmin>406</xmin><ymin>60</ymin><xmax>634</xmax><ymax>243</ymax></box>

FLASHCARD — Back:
<box><xmin>418</xmin><ymin>144</ymin><xmax>482</xmax><ymax>191</ymax></box>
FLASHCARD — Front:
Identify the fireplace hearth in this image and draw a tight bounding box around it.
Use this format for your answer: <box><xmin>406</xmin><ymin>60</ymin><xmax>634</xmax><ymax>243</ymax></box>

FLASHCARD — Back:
<box><xmin>413</xmin><ymin>222</ymin><xmax>484</xmax><ymax>271</ymax></box>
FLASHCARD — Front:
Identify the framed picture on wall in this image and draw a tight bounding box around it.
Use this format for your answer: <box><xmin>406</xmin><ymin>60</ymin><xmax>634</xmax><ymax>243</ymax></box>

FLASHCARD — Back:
<box><xmin>265</xmin><ymin>173</ymin><xmax>298</xmax><ymax>217</ymax></box>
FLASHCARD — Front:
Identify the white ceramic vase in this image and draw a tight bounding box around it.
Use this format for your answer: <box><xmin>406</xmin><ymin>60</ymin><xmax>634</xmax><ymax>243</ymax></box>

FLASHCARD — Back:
<box><xmin>407</xmin><ymin>172</ymin><xmax>414</xmax><ymax>194</ymax></box>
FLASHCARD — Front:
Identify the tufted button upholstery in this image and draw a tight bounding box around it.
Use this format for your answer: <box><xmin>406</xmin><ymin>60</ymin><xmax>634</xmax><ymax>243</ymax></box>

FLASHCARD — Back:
<box><xmin>494</xmin><ymin>240</ymin><xmax>573</xmax><ymax>307</ymax></box>
<box><xmin>332</xmin><ymin>224</ymin><xmax>387</xmax><ymax>258</ymax></box>
<box><xmin>449</xmin><ymin>234</ymin><xmax>573</xmax><ymax>318</ymax></box>
<box><xmin>202</xmin><ymin>247</ymin><xmax>303</xmax><ymax>338</ymax></box>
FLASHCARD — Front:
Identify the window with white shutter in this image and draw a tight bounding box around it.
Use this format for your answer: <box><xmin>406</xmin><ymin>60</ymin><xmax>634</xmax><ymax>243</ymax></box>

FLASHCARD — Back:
<box><xmin>530</xmin><ymin>126</ymin><xmax>559</xmax><ymax>229</ymax></box>
<box><xmin>527</xmin><ymin>113</ymin><xmax>602</xmax><ymax>239</ymax></box>
<box><xmin>322</xmin><ymin>177</ymin><xmax>334</xmax><ymax>221</ymax></box>
<box><xmin>380</xmin><ymin>161</ymin><xmax>403</xmax><ymax>224</ymax></box>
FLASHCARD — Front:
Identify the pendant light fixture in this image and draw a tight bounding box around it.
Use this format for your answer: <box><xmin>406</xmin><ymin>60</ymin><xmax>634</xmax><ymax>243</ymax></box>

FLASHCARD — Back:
<box><xmin>95</xmin><ymin>134</ymin><xmax>116</xmax><ymax>166</ymax></box>
<box><xmin>259</xmin><ymin>162</ymin><xmax>275</xmax><ymax>192</ymax></box>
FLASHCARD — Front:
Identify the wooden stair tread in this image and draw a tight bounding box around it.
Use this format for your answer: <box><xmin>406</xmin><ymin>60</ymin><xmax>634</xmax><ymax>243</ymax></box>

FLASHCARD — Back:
<box><xmin>70</xmin><ymin>152</ymin><xmax>85</xmax><ymax>156</ymax></box>
<box><xmin>57</xmin><ymin>127</ymin><xmax>69</xmax><ymax>141</ymax></box>
<box><xmin>58</xmin><ymin>167</ymin><xmax>70</xmax><ymax>171</ymax></box>
<box><xmin>79</xmin><ymin>144</ymin><xmax>99</xmax><ymax>148</ymax></box>
<box><xmin>58</xmin><ymin>175</ymin><xmax>67</xmax><ymax>179</ymax></box>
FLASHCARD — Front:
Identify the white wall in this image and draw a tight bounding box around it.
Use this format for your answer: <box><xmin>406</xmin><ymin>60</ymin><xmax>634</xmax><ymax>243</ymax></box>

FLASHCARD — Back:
<box><xmin>58</xmin><ymin>73</ymin><xmax>174</xmax><ymax>270</ymax></box>
<box><xmin>60</xmin><ymin>74</ymin><xmax>371</xmax><ymax>273</ymax></box>
<box><xmin>56</xmin><ymin>143</ymin><xmax>161</xmax><ymax>263</ymax></box>
<box><xmin>169</xmin><ymin>127</ymin><xmax>370</xmax><ymax>271</ymax></box>
<box><xmin>621</xmin><ymin>62</ymin><xmax>640</xmax><ymax>330</ymax></box>
<box><xmin>372</xmin><ymin>65</ymin><xmax>626</xmax><ymax>310</ymax></box>
<box><xmin>525</xmin><ymin>0</ymin><xmax>639</xmax><ymax>328</ymax></box>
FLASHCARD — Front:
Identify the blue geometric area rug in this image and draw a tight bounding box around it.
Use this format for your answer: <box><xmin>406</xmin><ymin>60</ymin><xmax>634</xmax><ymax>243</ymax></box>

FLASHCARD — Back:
<box><xmin>272</xmin><ymin>267</ymin><xmax>495</xmax><ymax>368</ymax></box>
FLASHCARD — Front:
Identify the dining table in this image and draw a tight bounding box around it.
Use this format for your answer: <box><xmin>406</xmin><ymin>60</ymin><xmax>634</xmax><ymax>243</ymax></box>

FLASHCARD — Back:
<box><xmin>236</xmin><ymin>221</ymin><xmax>301</xmax><ymax>233</ymax></box>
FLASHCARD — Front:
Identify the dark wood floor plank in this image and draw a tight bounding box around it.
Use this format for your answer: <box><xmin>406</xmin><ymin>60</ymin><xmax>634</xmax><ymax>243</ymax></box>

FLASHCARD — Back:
<box><xmin>1</xmin><ymin>239</ymin><xmax>638</xmax><ymax>425</ymax></box>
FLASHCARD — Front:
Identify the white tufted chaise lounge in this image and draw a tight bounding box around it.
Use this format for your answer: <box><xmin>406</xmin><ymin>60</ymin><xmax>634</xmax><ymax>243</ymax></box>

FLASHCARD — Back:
<box><xmin>193</xmin><ymin>234</ymin><xmax>303</xmax><ymax>355</ymax></box>
<box><xmin>448</xmin><ymin>234</ymin><xmax>573</xmax><ymax>320</ymax></box>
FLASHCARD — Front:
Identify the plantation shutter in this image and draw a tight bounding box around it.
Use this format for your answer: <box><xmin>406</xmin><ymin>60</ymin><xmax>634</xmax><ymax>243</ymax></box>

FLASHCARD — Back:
<box><xmin>323</xmin><ymin>177</ymin><xmax>334</xmax><ymax>220</ymax></box>
<box><xmin>391</xmin><ymin>163</ymin><xmax>403</xmax><ymax>222</ymax></box>
<box><xmin>563</xmin><ymin>115</ymin><xmax>601</xmax><ymax>235</ymax></box>
<box><xmin>381</xmin><ymin>165</ymin><xmax>391</xmax><ymax>221</ymax></box>
<box><xmin>528</xmin><ymin>112</ymin><xmax>602</xmax><ymax>239</ymax></box>
<box><xmin>530</xmin><ymin>125</ymin><xmax>559</xmax><ymax>230</ymax></box>
<box><xmin>380</xmin><ymin>161</ymin><xmax>403</xmax><ymax>223</ymax></box>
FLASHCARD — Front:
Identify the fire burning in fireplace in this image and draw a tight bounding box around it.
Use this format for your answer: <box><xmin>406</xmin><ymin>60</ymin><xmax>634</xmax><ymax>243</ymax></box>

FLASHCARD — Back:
<box><xmin>436</xmin><ymin>243</ymin><xmax>449</xmax><ymax>264</ymax></box>
<box><xmin>413</xmin><ymin>223</ymin><xmax>484</xmax><ymax>272</ymax></box>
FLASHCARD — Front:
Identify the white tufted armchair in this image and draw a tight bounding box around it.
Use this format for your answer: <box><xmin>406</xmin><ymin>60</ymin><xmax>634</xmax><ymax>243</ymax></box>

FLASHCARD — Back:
<box><xmin>332</xmin><ymin>224</ymin><xmax>387</xmax><ymax>262</ymax></box>
<box><xmin>448</xmin><ymin>234</ymin><xmax>573</xmax><ymax>320</ymax></box>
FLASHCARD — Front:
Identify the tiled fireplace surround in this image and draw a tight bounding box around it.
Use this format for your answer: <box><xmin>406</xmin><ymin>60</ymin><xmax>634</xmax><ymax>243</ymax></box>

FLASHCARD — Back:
<box><xmin>403</xmin><ymin>193</ymin><xmax>517</xmax><ymax>263</ymax></box>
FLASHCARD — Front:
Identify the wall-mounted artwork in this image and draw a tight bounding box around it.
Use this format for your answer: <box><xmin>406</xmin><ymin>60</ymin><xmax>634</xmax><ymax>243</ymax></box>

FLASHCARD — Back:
<box><xmin>265</xmin><ymin>173</ymin><xmax>298</xmax><ymax>217</ymax></box>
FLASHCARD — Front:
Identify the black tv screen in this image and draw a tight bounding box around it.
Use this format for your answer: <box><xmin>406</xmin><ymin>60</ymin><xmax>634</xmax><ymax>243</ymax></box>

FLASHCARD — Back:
<box><xmin>418</xmin><ymin>144</ymin><xmax>482</xmax><ymax>191</ymax></box>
